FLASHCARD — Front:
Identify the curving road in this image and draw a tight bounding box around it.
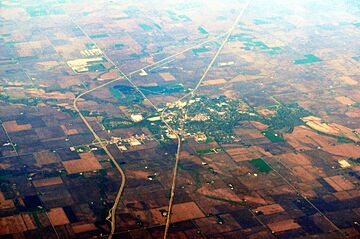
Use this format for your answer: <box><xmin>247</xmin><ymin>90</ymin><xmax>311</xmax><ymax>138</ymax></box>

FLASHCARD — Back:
<box><xmin>161</xmin><ymin>2</ymin><xmax>251</xmax><ymax>238</ymax></box>
<box><xmin>73</xmin><ymin>87</ymin><xmax>126</xmax><ymax>239</ymax></box>
<box><xmin>73</xmin><ymin>2</ymin><xmax>250</xmax><ymax>237</ymax></box>
<box><xmin>70</xmin><ymin>23</ymin><xmax>231</xmax><ymax>238</ymax></box>
<box><xmin>73</xmin><ymin>1</ymin><xmax>347</xmax><ymax>238</ymax></box>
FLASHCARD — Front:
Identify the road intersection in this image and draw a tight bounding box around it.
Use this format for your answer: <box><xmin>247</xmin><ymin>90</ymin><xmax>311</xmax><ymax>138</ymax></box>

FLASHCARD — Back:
<box><xmin>71</xmin><ymin>19</ymin><xmax>237</xmax><ymax>238</ymax></box>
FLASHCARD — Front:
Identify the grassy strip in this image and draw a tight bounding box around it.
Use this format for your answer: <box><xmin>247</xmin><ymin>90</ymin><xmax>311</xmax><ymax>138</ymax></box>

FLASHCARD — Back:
<box><xmin>204</xmin><ymin>195</ymin><xmax>245</xmax><ymax>205</ymax></box>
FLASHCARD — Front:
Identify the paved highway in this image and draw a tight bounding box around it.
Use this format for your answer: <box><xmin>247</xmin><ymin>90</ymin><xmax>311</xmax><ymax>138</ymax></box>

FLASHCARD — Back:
<box><xmin>70</xmin><ymin>20</ymin><xmax>231</xmax><ymax>238</ymax></box>
<box><xmin>71</xmin><ymin>2</ymin><xmax>251</xmax><ymax>237</ymax></box>
<box><xmin>161</xmin><ymin>2</ymin><xmax>251</xmax><ymax>238</ymax></box>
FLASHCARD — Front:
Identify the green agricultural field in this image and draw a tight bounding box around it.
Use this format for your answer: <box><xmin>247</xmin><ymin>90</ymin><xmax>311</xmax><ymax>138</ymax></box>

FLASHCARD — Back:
<box><xmin>139</xmin><ymin>23</ymin><xmax>153</xmax><ymax>31</ymax></box>
<box><xmin>253</xmin><ymin>19</ymin><xmax>271</xmax><ymax>25</ymax></box>
<box><xmin>114</xmin><ymin>43</ymin><xmax>125</xmax><ymax>48</ymax></box>
<box><xmin>229</xmin><ymin>33</ymin><xmax>277</xmax><ymax>53</ymax></box>
<box><xmin>87</xmin><ymin>63</ymin><xmax>106</xmax><ymax>72</ymax></box>
<box><xmin>198</xmin><ymin>26</ymin><xmax>208</xmax><ymax>35</ymax></box>
<box><xmin>262</xmin><ymin>129</ymin><xmax>285</xmax><ymax>142</ymax></box>
<box><xmin>102</xmin><ymin>117</ymin><xmax>134</xmax><ymax>130</ymax></box>
<box><xmin>27</xmin><ymin>6</ymin><xmax>64</xmax><ymax>17</ymax></box>
<box><xmin>293</xmin><ymin>54</ymin><xmax>322</xmax><ymax>64</ymax></box>
<box><xmin>352</xmin><ymin>56</ymin><xmax>360</xmax><ymax>61</ymax></box>
<box><xmin>112</xmin><ymin>84</ymin><xmax>185</xmax><ymax>96</ymax></box>
<box><xmin>74</xmin><ymin>145</ymin><xmax>90</xmax><ymax>153</ymax></box>
<box><xmin>192</xmin><ymin>47</ymin><xmax>210</xmax><ymax>54</ymax></box>
<box><xmin>154</xmin><ymin>23</ymin><xmax>162</xmax><ymax>30</ymax></box>
<box><xmin>196</xmin><ymin>148</ymin><xmax>218</xmax><ymax>155</ymax></box>
<box><xmin>249</xmin><ymin>158</ymin><xmax>272</xmax><ymax>173</ymax></box>
<box><xmin>90</xmin><ymin>33</ymin><xmax>109</xmax><ymax>39</ymax></box>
